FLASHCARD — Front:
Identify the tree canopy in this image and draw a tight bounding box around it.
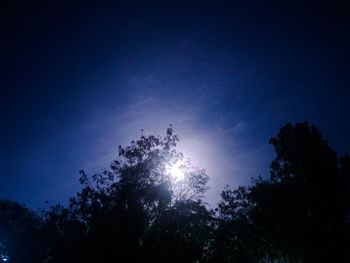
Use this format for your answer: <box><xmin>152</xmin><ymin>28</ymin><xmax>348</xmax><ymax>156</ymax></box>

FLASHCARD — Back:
<box><xmin>0</xmin><ymin>200</ymin><xmax>43</xmax><ymax>263</ymax></box>
<box><xmin>41</xmin><ymin>125</ymin><xmax>211</xmax><ymax>263</ymax></box>
<box><xmin>0</xmin><ymin>122</ymin><xmax>349</xmax><ymax>262</ymax></box>
<box><xmin>211</xmin><ymin>122</ymin><xmax>350</xmax><ymax>262</ymax></box>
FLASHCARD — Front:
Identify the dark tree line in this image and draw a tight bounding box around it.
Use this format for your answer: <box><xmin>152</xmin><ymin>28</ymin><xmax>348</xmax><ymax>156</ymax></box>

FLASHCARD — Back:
<box><xmin>1</xmin><ymin>123</ymin><xmax>350</xmax><ymax>262</ymax></box>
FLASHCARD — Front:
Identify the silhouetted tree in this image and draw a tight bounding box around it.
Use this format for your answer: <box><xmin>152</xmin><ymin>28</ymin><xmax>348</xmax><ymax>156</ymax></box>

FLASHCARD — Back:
<box><xmin>0</xmin><ymin>200</ymin><xmax>44</xmax><ymax>263</ymax></box>
<box><xmin>142</xmin><ymin>199</ymin><xmax>213</xmax><ymax>263</ymax></box>
<box><xmin>213</xmin><ymin>122</ymin><xmax>349</xmax><ymax>262</ymax></box>
<box><xmin>340</xmin><ymin>153</ymin><xmax>350</xmax><ymax>261</ymax></box>
<box><xmin>43</xmin><ymin>126</ymin><xmax>212</xmax><ymax>263</ymax></box>
<box><xmin>209</xmin><ymin>186</ymin><xmax>264</xmax><ymax>263</ymax></box>
<box><xmin>265</xmin><ymin>122</ymin><xmax>346</xmax><ymax>262</ymax></box>
<box><xmin>4</xmin><ymin>122</ymin><xmax>349</xmax><ymax>262</ymax></box>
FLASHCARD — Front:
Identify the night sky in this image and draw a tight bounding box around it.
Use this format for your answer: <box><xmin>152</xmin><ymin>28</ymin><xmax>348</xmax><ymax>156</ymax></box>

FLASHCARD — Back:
<box><xmin>1</xmin><ymin>1</ymin><xmax>350</xmax><ymax>208</ymax></box>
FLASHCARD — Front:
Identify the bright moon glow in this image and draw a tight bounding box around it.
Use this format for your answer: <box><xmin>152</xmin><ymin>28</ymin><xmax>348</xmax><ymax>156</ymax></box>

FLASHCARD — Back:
<box><xmin>168</xmin><ymin>162</ymin><xmax>185</xmax><ymax>181</ymax></box>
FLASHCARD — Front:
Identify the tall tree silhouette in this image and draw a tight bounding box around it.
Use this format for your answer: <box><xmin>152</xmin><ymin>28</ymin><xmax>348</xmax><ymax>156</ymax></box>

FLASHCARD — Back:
<box><xmin>43</xmin><ymin>126</ymin><xmax>212</xmax><ymax>263</ymax></box>
<box><xmin>265</xmin><ymin>122</ymin><xmax>346</xmax><ymax>262</ymax></box>
<box><xmin>213</xmin><ymin>122</ymin><xmax>349</xmax><ymax>262</ymax></box>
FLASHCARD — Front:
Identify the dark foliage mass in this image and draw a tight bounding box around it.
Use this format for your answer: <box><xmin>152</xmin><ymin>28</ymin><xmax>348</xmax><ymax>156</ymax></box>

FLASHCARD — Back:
<box><xmin>1</xmin><ymin>123</ymin><xmax>349</xmax><ymax>262</ymax></box>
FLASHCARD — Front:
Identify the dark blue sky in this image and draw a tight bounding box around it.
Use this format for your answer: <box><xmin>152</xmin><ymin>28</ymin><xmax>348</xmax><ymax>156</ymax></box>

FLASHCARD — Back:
<box><xmin>1</xmin><ymin>1</ymin><xmax>350</xmax><ymax>208</ymax></box>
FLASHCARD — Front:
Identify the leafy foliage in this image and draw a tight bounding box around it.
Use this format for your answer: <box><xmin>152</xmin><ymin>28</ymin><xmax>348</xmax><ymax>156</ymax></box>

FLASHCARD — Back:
<box><xmin>212</xmin><ymin>122</ymin><xmax>349</xmax><ymax>262</ymax></box>
<box><xmin>42</xmin><ymin>126</ymin><xmax>211</xmax><ymax>262</ymax></box>
<box><xmin>0</xmin><ymin>200</ymin><xmax>44</xmax><ymax>263</ymax></box>
<box><xmin>1</xmin><ymin>122</ymin><xmax>349</xmax><ymax>262</ymax></box>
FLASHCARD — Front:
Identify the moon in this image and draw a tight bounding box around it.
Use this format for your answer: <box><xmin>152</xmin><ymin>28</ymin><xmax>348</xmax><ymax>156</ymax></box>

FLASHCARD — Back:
<box><xmin>168</xmin><ymin>162</ymin><xmax>185</xmax><ymax>181</ymax></box>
